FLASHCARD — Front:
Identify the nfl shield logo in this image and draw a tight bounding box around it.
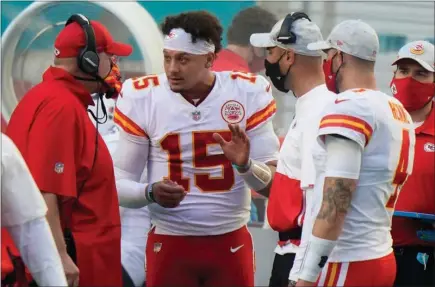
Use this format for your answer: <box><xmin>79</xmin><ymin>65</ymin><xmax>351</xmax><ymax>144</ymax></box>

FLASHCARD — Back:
<box><xmin>192</xmin><ymin>110</ymin><xmax>201</xmax><ymax>121</ymax></box>
<box><xmin>54</xmin><ymin>162</ymin><xmax>64</xmax><ymax>174</ymax></box>
<box><xmin>154</xmin><ymin>242</ymin><xmax>162</xmax><ymax>253</ymax></box>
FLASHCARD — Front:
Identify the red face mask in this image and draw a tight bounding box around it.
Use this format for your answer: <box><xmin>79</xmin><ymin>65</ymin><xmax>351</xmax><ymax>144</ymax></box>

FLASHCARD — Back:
<box><xmin>390</xmin><ymin>77</ymin><xmax>435</xmax><ymax>112</ymax></box>
<box><xmin>104</xmin><ymin>63</ymin><xmax>123</xmax><ymax>99</ymax></box>
<box><xmin>323</xmin><ymin>58</ymin><xmax>337</xmax><ymax>93</ymax></box>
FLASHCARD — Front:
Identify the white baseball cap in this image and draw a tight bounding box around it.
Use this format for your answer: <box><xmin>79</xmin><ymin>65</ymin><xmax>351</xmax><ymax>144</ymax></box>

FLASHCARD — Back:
<box><xmin>307</xmin><ymin>20</ymin><xmax>379</xmax><ymax>61</ymax></box>
<box><xmin>392</xmin><ymin>41</ymin><xmax>434</xmax><ymax>72</ymax></box>
<box><xmin>250</xmin><ymin>14</ymin><xmax>324</xmax><ymax>57</ymax></box>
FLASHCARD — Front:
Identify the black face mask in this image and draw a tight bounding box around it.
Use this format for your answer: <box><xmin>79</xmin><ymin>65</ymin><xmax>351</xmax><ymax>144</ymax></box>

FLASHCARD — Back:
<box><xmin>264</xmin><ymin>53</ymin><xmax>290</xmax><ymax>93</ymax></box>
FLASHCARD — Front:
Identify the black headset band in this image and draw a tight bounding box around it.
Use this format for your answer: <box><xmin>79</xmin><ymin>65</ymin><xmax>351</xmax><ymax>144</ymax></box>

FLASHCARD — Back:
<box><xmin>65</xmin><ymin>14</ymin><xmax>100</xmax><ymax>76</ymax></box>
<box><xmin>65</xmin><ymin>14</ymin><xmax>97</xmax><ymax>53</ymax></box>
<box><xmin>276</xmin><ymin>12</ymin><xmax>311</xmax><ymax>45</ymax></box>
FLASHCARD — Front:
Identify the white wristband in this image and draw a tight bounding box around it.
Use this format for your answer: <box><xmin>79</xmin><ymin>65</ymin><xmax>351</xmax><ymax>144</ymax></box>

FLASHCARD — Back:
<box><xmin>299</xmin><ymin>235</ymin><xmax>337</xmax><ymax>282</ymax></box>
<box><xmin>235</xmin><ymin>159</ymin><xmax>272</xmax><ymax>192</ymax></box>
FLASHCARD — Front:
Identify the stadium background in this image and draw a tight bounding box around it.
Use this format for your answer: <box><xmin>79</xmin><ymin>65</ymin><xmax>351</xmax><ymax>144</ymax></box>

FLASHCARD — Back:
<box><xmin>1</xmin><ymin>1</ymin><xmax>434</xmax><ymax>285</ymax></box>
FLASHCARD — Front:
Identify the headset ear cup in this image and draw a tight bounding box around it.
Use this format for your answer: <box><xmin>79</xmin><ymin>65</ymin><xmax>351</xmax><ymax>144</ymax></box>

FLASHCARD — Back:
<box><xmin>80</xmin><ymin>51</ymin><xmax>100</xmax><ymax>75</ymax></box>
<box><xmin>66</xmin><ymin>14</ymin><xmax>99</xmax><ymax>76</ymax></box>
<box><xmin>290</xmin><ymin>32</ymin><xmax>297</xmax><ymax>44</ymax></box>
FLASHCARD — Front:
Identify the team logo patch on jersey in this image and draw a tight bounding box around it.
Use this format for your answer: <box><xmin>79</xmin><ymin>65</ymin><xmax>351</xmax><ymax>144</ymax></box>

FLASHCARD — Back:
<box><xmin>54</xmin><ymin>162</ymin><xmax>64</xmax><ymax>174</ymax></box>
<box><xmin>410</xmin><ymin>43</ymin><xmax>424</xmax><ymax>55</ymax></box>
<box><xmin>424</xmin><ymin>142</ymin><xmax>435</xmax><ymax>152</ymax></box>
<box><xmin>221</xmin><ymin>100</ymin><xmax>245</xmax><ymax>124</ymax></box>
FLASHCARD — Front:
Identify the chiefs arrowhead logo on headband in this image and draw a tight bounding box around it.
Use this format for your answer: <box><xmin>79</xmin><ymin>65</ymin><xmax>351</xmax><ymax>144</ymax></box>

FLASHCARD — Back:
<box><xmin>166</xmin><ymin>31</ymin><xmax>177</xmax><ymax>40</ymax></box>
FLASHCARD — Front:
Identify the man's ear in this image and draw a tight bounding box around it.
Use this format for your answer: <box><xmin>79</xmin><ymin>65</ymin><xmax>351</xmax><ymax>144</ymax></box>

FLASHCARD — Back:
<box><xmin>335</xmin><ymin>50</ymin><xmax>344</xmax><ymax>66</ymax></box>
<box><xmin>206</xmin><ymin>53</ymin><xmax>216</xmax><ymax>68</ymax></box>
<box><xmin>286</xmin><ymin>49</ymin><xmax>295</xmax><ymax>65</ymax></box>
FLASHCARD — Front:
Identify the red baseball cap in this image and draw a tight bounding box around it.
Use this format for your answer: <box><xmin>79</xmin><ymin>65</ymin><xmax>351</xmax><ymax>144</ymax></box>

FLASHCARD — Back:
<box><xmin>54</xmin><ymin>20</ymin><xmax>133</xmax><ymax>58</ymax></box>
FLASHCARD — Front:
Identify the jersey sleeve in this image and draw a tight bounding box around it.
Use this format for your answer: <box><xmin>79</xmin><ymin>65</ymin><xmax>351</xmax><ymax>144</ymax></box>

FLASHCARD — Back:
<box><xmin>25</xmin><ymin>101</ymin><xmax>81</xmax><ymax>199</ymax></box>
<box><xmin>1</xmin><ymin>135</ymin><xmax>48</xmax><ymax>227</ymax></box>
<box><xmin>112</xmin><ymin>78</ymin><xmax>153</xmax><ymax>208</ymax></box>
<box><xmin>318</xmin><ymin>97</ymin><xmax>375</xmax><ymax>149</ymax></box>
<box><xmin>114</xmin><ymin>77</ymin><xmax>151</xmax><ymax>139</ymax></box>
<box><xmin>243</xmin><ymin>74</ymin><xmax>277</xmax><ymax>132</ymax></box>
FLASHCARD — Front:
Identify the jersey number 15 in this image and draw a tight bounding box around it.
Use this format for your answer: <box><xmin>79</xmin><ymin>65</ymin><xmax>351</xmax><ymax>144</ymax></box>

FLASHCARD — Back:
<box><xmin>160</xmin><ymin>131</ymin><xmax>235</xmax><ymax>193</ymax></box>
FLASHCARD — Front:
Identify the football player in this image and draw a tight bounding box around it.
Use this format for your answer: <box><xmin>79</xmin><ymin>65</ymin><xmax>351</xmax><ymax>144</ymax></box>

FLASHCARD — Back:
<box><xmin>1</xmin><ymin>134</ymin><xmax>67</xmax><ymax>286</ymax></box>
<box><xmin>113</xmin><ymin>11</ymin><xmax>280</xmax><ymax>287</ymax></box>
<box><xmin>295</xmin><ymin>20</ymin><xmax>416</xmax><ymax>287</ymax></box>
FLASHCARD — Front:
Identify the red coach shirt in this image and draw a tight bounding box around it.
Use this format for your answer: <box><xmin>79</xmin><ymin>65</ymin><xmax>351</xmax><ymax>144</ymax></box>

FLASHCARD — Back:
<box><xmin>212</xmin><ymin>48</ymin><xmax>250</xmax><ymax>73</ymax></box>
<box><xmin>392</xmin><ymin>104</ymin><xmax>435</xmax><ymax>247</ymax></box>
<box><xmin>6</xmin><ymin>67</ymin><xmax>122</xmax><ymax>286</ymax></box>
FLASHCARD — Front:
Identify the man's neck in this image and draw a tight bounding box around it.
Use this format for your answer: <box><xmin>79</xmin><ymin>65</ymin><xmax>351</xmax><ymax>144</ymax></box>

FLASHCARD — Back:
<box><xmin>410</xmin><ymin>102</ymin><xmax>433</xmax><ymax>123</ymax></box>
<box><xmin>181</xmin><ymin>72</ymin><xmax>216</xmax><ymax>102</ymax></box>
<box><xmin>291</xmin><ymin>71</ymin><xmax>325</xmax><ymax>98</ymax></box>
<box><xmin>226</xmin><ymin>44</ymin><xmax>250</xmax><ymax>63</ymax></box>
<box><xmin>55</xmin><ymin>65</ymin><xmax>97</xmax><ymax>93</ymax></box>
<box><xmin>339</xmin><ymin>69</ymin><xmax>377</xmax><ymax>92</ymax></box>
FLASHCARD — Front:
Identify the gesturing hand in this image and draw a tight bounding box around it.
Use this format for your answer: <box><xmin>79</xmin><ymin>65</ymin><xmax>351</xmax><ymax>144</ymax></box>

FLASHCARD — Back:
<box><xmin>213</xmin><ymin>123</ymin><xmax>250</xmax><ymax>167</ymax></box>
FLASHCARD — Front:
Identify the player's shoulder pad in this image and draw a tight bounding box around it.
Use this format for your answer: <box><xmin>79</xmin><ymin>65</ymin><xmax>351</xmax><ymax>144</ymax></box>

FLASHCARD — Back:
<box><xmin>222</xmin><ymin>71</ymin><xmax>272</xmax><ymax>95</ymax></box>
<box><xmin>331</xmin><ymin>88</ymin><xmax>372</xmax><ymax>112</ymax></box>
<box><xmin>322</xmin><ymin>88</ymin><xmax>375</xmax><ymax>128</ymax></box>
<box><xmin>1</xmin><ymin>134</ymin><xmax>16</xmax><ymax>156</ymax></box>
<box><xmin>1</xmin><ymin>134</ymin><xmax>24</xmax><ymax>171</ymax></box>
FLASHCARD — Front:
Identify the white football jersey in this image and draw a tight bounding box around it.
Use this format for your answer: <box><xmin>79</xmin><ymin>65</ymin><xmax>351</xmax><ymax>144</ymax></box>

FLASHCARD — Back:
<box><xmin>1</xmin><ymin>134</ymin><xmax>47</xmax><ymax>227</ymax></box>
<box><xmin>313</xmin><ymin>88</ymin><xmax>415</xmax><ymax>262</ymax></box>
<box><xmin>114</xmin><ymin>71</ymin><xmax>279</xmax><ymax>235</ymax></box>
<box><xmin>273</xmin><ymin>85</ymin><xmax>336</xmax><ymax>256</ymax></box>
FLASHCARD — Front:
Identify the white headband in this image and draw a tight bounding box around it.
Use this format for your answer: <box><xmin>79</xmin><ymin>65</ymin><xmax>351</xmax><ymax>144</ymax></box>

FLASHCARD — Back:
<box><xmin>163</xmin><ymin>28</ymin><xmax>215</xmax><ymax>55</ymax></box>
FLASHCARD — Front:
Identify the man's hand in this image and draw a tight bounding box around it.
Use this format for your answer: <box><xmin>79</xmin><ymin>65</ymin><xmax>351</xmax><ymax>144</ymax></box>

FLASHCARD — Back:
<box><xmin>213</xmin><ymin>123</ymin><xmax>250</xmax><ymax>167</ymax></box>
<box><xmin>295</xmin><ymin>279</ymin><xmax>315</xmax><ymax>287</ymax></box>
<box><xmin>152</xmin><ymin>180</ymin><xmax>187</xmax><ymax>208</ymax></box>
<box><xmin>60</xmin><ymin>252</ymin><xmax>79</xmax><ymax>287</ymax></box>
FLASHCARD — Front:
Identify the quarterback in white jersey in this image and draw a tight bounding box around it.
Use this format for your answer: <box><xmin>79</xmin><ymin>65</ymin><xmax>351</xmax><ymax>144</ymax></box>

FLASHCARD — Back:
<box><xmin>113</xmin><ymin>11</ymin><xmax>279</xmax><ymax>287</ymax></box>
<box><xmin>1</xmin><ymin>134</ymin><xmax>67</xmax><ymax>286</ymax></box>
<box><xmin>296</xmin><ymin>20</ymin><xmax>416</xmax><ymax>287</ymax></box>
<box><xmin>115</xmin><ymin>71</ymin><xmax>277</xmax><ymax>235</ymax></box>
